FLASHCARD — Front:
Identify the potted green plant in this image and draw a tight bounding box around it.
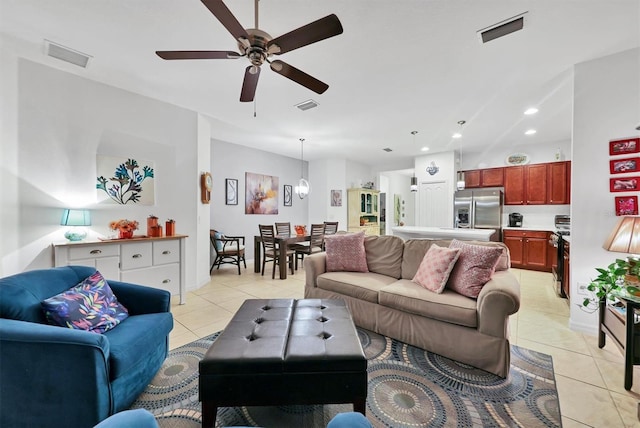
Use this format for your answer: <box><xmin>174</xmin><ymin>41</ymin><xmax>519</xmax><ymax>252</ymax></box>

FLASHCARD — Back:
<box><xmin>582</xmin><ymin>258</ymin><xmax>640</xmax><ymax>312</ymax></box>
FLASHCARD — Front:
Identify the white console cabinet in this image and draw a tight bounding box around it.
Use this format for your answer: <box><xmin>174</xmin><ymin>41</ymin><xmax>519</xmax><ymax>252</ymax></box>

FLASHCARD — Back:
<box><xmin>53</xmin><ymin>235</ymin><xmax>188</xmax><ymax>304</ymax></box>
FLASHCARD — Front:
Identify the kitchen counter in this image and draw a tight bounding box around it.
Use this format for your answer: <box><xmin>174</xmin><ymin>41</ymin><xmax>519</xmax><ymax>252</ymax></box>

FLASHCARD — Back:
<box><xmin>391</xmin><ymin>226</ymin><xmax>496</xmax><ymax>241</ymax></box>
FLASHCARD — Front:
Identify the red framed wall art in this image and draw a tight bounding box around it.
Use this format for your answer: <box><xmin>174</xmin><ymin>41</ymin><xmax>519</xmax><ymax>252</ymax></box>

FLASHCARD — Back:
<box><xmin>610</xmin><ymin>176</ymin><xmax>640</xmax><ymax>192</ymax></box>
<box><xmin>615</xmin><ymin>195</ymin><xmax>639</xmax><ymax>216</ymax></box>
<box><xmin>610</xmin><ymin>157</ymin><xmax>640</xmax><ymax>174</ymax></box>
<box><xmin>609</xmin><ymin>137</ymin><xmax>640</xmax><ymax>156</ymax></box>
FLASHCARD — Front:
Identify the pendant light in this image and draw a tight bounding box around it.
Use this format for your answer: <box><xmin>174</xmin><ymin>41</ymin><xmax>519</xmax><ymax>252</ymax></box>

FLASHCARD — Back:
<box><xmin>410</xmin><ymin>131</ymin><xmax>418</xmax><ymax>192</ymax></box>
<box><xmin>455</xmin><ymin>121</ymin><xmax>466</xmax><ymax>190</ymax></box>
<box><xmin>294</xmin><ymin>138</ymin><xmax>310</xmax><ymax>199</ymax></box>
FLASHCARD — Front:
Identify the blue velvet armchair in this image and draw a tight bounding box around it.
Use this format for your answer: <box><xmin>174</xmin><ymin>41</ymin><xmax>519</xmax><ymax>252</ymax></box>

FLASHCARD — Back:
<box><xmin>0</xmin><ymin>266</ymin><xmax>173</xmax><ymax>428</ymax></box>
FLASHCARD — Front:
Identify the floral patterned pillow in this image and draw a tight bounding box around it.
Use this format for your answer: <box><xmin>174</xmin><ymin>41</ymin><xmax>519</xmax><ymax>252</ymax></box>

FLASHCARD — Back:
<box><xmin>41</xmin><ymin>271</ymin><xmax>129</xmax><ymax>334</ymax></box>
<box><xmin>324</xmin><ymin>232</ymin><xmax>369</xmax><ymax>272</ymax></box>
<box><xmin>412</xmin><ymin>244</ymin><xmax>461</xmax><ymax>293</ymax></box>
<box><xmin>447</xmin><ymin>240</ymin><xmax>503</xmax><ymax>298</ymax></box>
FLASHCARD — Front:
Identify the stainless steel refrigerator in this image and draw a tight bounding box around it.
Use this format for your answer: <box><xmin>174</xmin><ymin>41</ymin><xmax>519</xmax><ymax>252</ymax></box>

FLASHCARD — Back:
<box><xmin>453</xmin><ymin>188</ymin><xmax>503</xmax><ymax>241</ymax></box>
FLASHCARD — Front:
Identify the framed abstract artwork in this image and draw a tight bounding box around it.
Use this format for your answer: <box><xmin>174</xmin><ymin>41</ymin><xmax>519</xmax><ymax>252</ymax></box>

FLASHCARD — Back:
<box><xmin>225</xmin><ymin>178</ymin><xmax>238</xmax><ymax>205</ymax></box>
<box><xmin>609</xmin><ymin>137</ymin><xmax>640</xmax><ymax>156</ymax></box>
<box><xmin>283</xmin><ymin>185</ymin><xmax>292</xmax><ymax>207</ymax></box>
<box><xmin>331</xmin><ymin>189</ymin><xmax>342</xmax><ymax>207</ymax></box>
<box><xmin>245</xmin><ymin>172</ymin><xmax>278</xmax><ymax>214</ymax></box>
<box><xmin>610</xmin><ymin>176</ymin><xmax>639</xmax><ymax>192</ymax></box>
<box><xmin>615</xmin><ymin>195</ymin><xmax>638</xmax><ymax>216</ymax></box>
<box><xmin>610</xmin><ymin>157</ymin><xmax>640</xmax><ymax>174</ymax></box>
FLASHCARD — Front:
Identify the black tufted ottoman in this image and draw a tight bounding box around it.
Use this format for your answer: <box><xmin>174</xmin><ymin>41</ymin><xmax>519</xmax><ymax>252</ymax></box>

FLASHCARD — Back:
<box><xmin>198</xmin><ymin>298</ymin><xmax>367</xmax><ymax>428</ymax></box>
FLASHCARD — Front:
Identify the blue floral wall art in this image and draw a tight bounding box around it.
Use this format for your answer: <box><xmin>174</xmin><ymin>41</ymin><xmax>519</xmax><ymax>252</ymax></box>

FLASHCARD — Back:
<box><xmin>96</xmin><ymin>155</ymin><xmax>155</xmax><ymax>205</ymax></box>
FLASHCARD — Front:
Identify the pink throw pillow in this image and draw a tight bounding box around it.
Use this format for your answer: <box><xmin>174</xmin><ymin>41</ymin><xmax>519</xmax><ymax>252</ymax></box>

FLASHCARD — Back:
<box><xmin>447</xmin><ymin>239</ymin><xmax>503</xmax><ymax>298</ymax></box>
<box><xmin>324</xmin><ymin>232</ymin><xmax>369</xmax><ymax>273</ymax></box>
<box><xmin>412</xmin><ymin>244</ymin><xmax>461</xmax><ymax>293</ymax></box>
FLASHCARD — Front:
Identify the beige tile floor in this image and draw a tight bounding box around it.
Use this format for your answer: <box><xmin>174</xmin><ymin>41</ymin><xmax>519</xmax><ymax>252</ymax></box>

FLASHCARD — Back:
<box><xmin>170</xmin><ymin>265</ymin><xmax>640</xmax><ymax>427</ymax></box>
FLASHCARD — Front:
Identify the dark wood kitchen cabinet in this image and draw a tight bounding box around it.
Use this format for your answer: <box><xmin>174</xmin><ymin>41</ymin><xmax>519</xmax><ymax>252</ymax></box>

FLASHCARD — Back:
<box><xmin>504</xmin><ymin>161</ymin><xmax>570</xmax><ymax>205</ymax></box>
<box><xmin>503</xmin><ymin>230</ymin><xmax>550</xmax><ymax>272</ymax></box>
<box><xmin>464</xmin><ymin>167</ymin><xmax>504</xmax><ymax>188</ymax></box>
<box><xmin>548</xmin><ymin>161</ymin><xmax>570</xmax><ymax>204</ymax></box>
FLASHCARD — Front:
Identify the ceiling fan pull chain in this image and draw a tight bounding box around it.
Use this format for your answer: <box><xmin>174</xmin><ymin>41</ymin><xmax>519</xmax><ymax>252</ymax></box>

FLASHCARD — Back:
<box><xmin>254</xmin><ymin>98</ymin><xmax>257</xmax><ymax>118</ymax></box>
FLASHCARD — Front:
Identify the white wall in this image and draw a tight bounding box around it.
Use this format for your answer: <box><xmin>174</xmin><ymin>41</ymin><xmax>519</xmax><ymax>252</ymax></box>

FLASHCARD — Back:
<box><xmin>570</xmin><ymin>48</ymin><xmax>640</xmax><ymax>334</ymax></box>
<box><xmin>309</xmin><ymin>158</ymin><xmax>348</xmax><ymax>229</ymax></box>
<box><xmin>0</xmin><ymin>48</ymin><xmax>207</xmax><ymax>292</ymax></box>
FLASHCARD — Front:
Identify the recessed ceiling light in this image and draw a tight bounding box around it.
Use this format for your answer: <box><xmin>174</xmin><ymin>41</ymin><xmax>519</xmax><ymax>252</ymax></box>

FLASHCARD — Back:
<box><xmin>524</xmin><ymin>107</ymin><xmax>538</xmax><ymax>115</ymax></box>
<box><xmin>452</xmin><ymin>133</ymin><xmax>462</xmax><ymax>139</ymax></box>
<box><xmin>421</xmin><ymin>146</ymin><xmax>429</xmax><ymax>152</ymax></box>
<box><xmin>525</xmin><ymin>129</ymin><xmax>537</xmax><ymax>135</ymax></box>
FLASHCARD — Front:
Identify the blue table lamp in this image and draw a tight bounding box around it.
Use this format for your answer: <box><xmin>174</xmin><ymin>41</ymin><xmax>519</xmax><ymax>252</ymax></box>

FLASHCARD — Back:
<box><xmin>61</xmin><ymin>209</ymin><xmax>91</xmax><ymax>241</ymax></box>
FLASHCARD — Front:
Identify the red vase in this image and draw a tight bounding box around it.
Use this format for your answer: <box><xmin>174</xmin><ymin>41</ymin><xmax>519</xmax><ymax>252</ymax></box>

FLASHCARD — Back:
<box><xmin>119</xmin><ymin>230</ymin><xmax>134</xmax><ymax>239</ymax></box>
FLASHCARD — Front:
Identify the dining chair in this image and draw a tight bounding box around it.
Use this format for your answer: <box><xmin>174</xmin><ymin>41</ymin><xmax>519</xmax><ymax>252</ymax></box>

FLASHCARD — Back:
<box><xmin>210</xmin><ymin>230</ymin><xmax>246</xmax><ymax>275</ymax></box>
<box><xmin>259</xmin><ymin>224</ymin><xmax>295</xmax><ymax>279</ymax></box>
<box><xmin>291</xmin><ymin>223</ymin><xmax>325</xmax><ymax>269</ymax></box>
<box><xmin>322</xmin><ymin>221</ymin><xmax>339</xmax><ymax>250</ymax></box>
<box><xmin>275</xmin><ymin>222</ymin><xmax>292</xmax><ymax>237</ymax></box>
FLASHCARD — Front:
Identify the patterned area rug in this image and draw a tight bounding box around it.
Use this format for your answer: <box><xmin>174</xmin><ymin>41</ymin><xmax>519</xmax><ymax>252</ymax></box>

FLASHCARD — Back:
<box><xmin>131</xmin><ymin>329</ymin><xmax>561</xmax><ymax>427</ymax></box>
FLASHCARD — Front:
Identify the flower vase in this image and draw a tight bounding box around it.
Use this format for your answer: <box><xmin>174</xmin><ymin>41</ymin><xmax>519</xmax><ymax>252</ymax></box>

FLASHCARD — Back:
<box><xmin>119</xmin><ymin>230</ymin><xmax>134</xmax><ymax>239</ymax></box>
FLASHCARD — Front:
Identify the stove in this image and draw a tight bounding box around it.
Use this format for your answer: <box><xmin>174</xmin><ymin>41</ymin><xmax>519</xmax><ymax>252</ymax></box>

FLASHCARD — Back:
<box><xmin>551</xmin><ymin>215</ymin><xmax>570</xmax><ymax>297</ymax></box>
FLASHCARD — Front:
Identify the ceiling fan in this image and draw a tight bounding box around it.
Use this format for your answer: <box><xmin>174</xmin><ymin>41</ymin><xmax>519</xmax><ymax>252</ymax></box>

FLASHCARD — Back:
<box><xmin>156</xmin><ymin>0</ymin><xmax>343</xmax><ymax>102</ymax></box>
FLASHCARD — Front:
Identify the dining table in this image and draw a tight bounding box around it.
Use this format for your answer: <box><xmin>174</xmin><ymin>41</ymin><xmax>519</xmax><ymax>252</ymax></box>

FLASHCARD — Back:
<box><xmin>254</xmin><ymin>234</ymin><xmax>311</xmax><ymax>279</ymax></box>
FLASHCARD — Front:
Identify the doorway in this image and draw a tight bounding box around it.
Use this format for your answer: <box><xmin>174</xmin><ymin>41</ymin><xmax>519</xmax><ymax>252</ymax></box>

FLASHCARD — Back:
<box><xmin>418</xmin><ymin>181</ymin><xmax>450</xmax><ymax>227</ymax></box>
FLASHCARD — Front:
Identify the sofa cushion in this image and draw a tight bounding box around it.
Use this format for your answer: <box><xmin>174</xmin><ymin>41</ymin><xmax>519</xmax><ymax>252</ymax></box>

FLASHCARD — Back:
<box><xmin>447</xmin><ymin>240</ymin><xmax>503</xmax><ymax>298</ymax></box>
<box><xmin>379</xmin><ymin>279</ymin><xmax>478</xmax><ymax>328</ymax></box>
<box><xmin>103</xmin><ymin>312</ymin><xmax>173</xmax><ymax>379</ymax></box>
<box><xmin>412</xmin><ymin>244</ymin><xmax>460</xmax><ymax>293</ymax></box>
<box><xmin>364</xmin><ymin>235</ymin><xmax>404</xmax><ymax>278</ymax></box>
<box><xmin>324</xmin><ymin>232</ymin><xmax>368</xmax><ymax>273</ymax></box>
<box><xmin>317</xmin><ymin>272</ymin><xmax>397</xmax><ymax>303</ymax></box>
<box><xmin>41</xmin><ymin>271</ymin><xmax>129</xmax><ymax>334</ymax></box>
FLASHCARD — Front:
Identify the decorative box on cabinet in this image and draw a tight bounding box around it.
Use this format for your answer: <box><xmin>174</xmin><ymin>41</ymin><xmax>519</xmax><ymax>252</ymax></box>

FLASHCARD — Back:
<box><xmin>502</xmin><ymin>230</ymin><xmax>550</xmax><ymax>272</ymax></box>
<box><xmin>53</xmin><ymin>235</ymin><xmax>188</xmax><ymax>304</ymax></box>
<box><xmin>347</xmin><ymin>188</ymin><xmax>380</xmax><ymax>235</ymax></box>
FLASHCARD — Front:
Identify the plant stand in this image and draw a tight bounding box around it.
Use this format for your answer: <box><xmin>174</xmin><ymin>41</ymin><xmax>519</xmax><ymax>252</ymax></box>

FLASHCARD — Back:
<box><xmin>599</xmin><ymin>297</ymin><xmax>640</xmax><ymax>390</ymax></box>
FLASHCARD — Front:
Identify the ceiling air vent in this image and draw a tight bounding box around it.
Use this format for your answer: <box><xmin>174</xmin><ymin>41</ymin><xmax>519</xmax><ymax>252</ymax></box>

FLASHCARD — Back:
<box><xmin>477</xmin><ymin>12</ymin><xmax>528</xmax><ymax>44</ymax></box>
<box><xmin>44</xmin><ymin>40</ymin><xmax>92</xmax><ymax>68</ymax></box>
<box><xmin>295</xmin><ymin>99</ymin><xmax>319</xmax><ymax>111</ymax></box>
<box><xmin>382</xmin><ymin>148</ymin><xmax>393</xmax><ymax>152</ymax></box>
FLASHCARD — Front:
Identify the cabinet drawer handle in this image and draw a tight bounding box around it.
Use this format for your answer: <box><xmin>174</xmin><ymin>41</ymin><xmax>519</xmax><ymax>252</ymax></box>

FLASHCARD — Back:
<box><xmin>132</xmin><ymin>254</ymin><xmax>143</xmax><ymax>259</ymax></box>
<box><xmin>162</xmin><ymin>250</ymin><xmax>171</xmax><ymax>255</ymax></box>
<box><xmin>89</xmin><ymin>250</ymin><xmax>102</xmax><ymax>255</ymax></box>
<box><xmin>162</xmin><ymin>279</ymin><xmax>171</xmax><ymax>283</ymax></box>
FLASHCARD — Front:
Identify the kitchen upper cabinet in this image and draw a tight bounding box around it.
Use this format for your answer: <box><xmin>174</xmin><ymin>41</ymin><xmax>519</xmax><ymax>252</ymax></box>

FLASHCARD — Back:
<box><xmin>504</xmin><ymin>166</ymin><xmax>525</xmax><ymax>204</ymax></box>
<box><xmin>525</xmin><ymin>164</ymin><xmax>547</xmax><ymax>204</ymax></box>
<box><xmin>481</xmin><ymin>168</ymin><xmax>504</xmax><ymax>186</ymax></box>
<box><xmin>503</xmin><ymin>230</ymin><xmax>550</xmax><ymax>272</ymax></box>
<box><xmin>464</xmin><ymin>170</ymin><xmax>481</xmax><ymax>188</ymax></box>
<box><xmin>503</xmin><ymin>161</ymin><xmax>571</xmax><ymax>205</ymax></box>
<box><xmin>548</xmin><ymin>161</ymin><xmax>570</xmax><ymax>204</ymax></box>
<box><xmin>464</xmin><ymin>168</ymin><xmax>504</xmax><ymax>188</ymax></box>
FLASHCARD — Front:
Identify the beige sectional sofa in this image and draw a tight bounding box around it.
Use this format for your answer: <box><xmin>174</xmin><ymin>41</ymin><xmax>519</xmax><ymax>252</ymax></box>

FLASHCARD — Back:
<box><xmin>303</xmin><ymin>235</ymin><xmax>521</xmax><ymax>377</ymax></box>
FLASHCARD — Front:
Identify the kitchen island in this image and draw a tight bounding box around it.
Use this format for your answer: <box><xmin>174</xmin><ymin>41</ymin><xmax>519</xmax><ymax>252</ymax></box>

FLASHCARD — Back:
<box><xmin>391</xmin><ymin>226</ymin><xmax>496</xmax><ymax>241</ymax></box>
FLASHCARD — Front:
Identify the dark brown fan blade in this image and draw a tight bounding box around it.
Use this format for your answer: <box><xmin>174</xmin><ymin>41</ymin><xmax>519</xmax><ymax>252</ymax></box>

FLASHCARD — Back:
<box><xmin>266</xmin><ymin>14</ymin><xmax>343</xmax><ymax>55</ymax></box>
<box><xmin>240</xmin><ymin>65</ymin><xmax>260</xmax><ymax>102</ymax></box>
<box><xmin>270</xmin><ymin>60</ymin><xmax>328</xmax><ymax>94</ymax></box>
<box><xmin>201</xmin><ymin>0</ymin><xmax>250</xmax><ymax>43</ymax></box>
<box><xmin>156</xmin><ymin>51</ymin><xmax>241</xmax><ymax>60</ymax></box>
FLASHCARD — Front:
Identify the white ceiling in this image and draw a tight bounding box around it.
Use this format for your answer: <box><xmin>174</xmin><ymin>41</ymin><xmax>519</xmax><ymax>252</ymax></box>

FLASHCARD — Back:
<box><xmin>2</xmin><ymin>0</ymin><xmax>639</xmax><ymax>166</ymax></box>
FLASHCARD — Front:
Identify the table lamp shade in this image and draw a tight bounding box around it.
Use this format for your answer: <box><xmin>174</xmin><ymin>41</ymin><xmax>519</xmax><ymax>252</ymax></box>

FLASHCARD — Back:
<box><xmin>603</xmin><ymin>216</ymin><xmax>640</xmax><ymax>254</ymax></box>
<box><xmin>61</xmin><ymin>209</ymin><xmax>91</xmax><ymax>226</ymax></box>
